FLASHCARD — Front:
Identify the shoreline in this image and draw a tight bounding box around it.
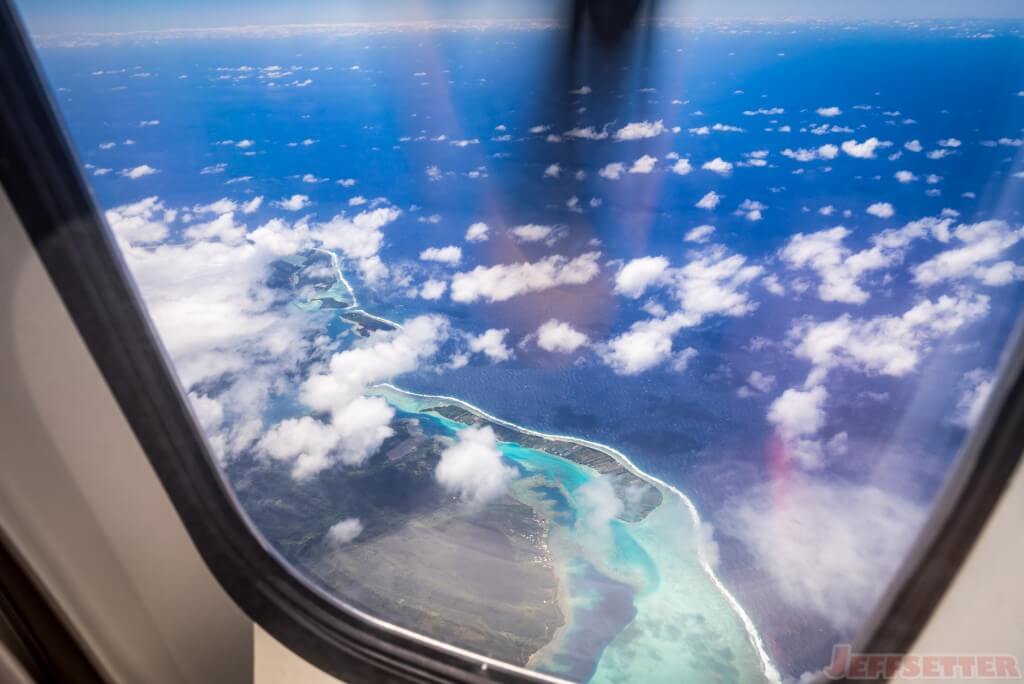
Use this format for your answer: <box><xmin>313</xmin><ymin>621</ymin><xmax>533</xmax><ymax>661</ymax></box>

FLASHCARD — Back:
<box><xmin>373</xmin><ymin>382</ymin><xmax>781</xmax><ymax>684</ymax></box>
<box><xmin>312</xmin><ymin>248</ymin><xmax>404</xmax><ymax>330</ymax></box>
<box><xmin>313</xmin><ymin>247</ymin><xmax>359</xmax><ymax>307</ymax></box>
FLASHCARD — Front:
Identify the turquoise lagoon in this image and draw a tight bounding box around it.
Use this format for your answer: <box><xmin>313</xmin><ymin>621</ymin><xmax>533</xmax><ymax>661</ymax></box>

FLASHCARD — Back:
<box><xmin>370</xmin><ymin>384</ymin><xmax>779</xmax><ymax>684</ymax></box>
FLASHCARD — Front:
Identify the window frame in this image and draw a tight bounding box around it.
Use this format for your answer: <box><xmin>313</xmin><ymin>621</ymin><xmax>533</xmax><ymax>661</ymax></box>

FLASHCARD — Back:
<box><xmin>1</xmin><ymin>2</ymin><xmax>1022</xmax><ymax>682</ymax></box>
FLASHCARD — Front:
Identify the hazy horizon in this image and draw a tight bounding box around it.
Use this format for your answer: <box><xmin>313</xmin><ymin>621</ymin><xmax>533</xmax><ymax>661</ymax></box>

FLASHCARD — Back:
<box><xmin>17</xmin><ymin>0</ymin><xmax>1024</xmax><ymax>37</ymax></box>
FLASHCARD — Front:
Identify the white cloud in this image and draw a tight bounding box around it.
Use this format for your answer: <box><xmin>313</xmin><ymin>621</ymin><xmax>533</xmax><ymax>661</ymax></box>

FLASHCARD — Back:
<box><xmin>871</xmin><ymin>215</ymin><xmax>955</xmax><ymax>249</ymax></box>
<box><xmin>275</xmin><ymin>194</ymin><xmax>311</xmax><ymax>211</ymax></box>
<box><xmin>465</xmin><ymin>222</ymin><xmax>489</xmax><ymax>242</ymax></box>
<box><xmin>240</xmin><ymin>196</ymin><xmax>264</xmax><ymax>214</ymax></box>
<box><xmin>419</xmin><ymin>245</ymin><xmax>463</xmax><ymax>265</ymax></box>
<box><xmin>790</xmin><ymin>293</ymin><xmax>990</xmax><ymax>380</ymax></box>
<box><xmin>702</xmin><ymin>157</ymin><xmax>733</xmax><ymax>176</ymax></box>
<box><xmin>696</xmin><ymin>191</ymin><xmax>721</xmax><ymax>210</ymax></box>
<box><xmin>184</xmin><ymin>212</ymin><xmax>248</xmax><ymax>244</ymax></box>
<box><xmin>684</xmin><ymin>224</ymin><xmax>715</xmax><ymax>244</ymax></box>
<box><xmin>938</xmin><ymin>138</ymin><xmax>961</xmax><ymax>148</ymax></box>
<box><xmin>264</xmin><ymin>315</ymin><xmax>449</xmax><ymax>478</ymax></box>
<box><xmin>866</xmin><ymin>202</ymin><xmax>895</xmax><ymax>219</ymax></box>
<box><xmin>468</xmin><ymin>328</ymin><xmax>513</xmax><ymax>362</ymax></box>
<box><xmin>349</xmin><ymin>196</ymin><xmax>367</xmax><ymax>206</ymax></box>
<box><xmin>781</xmin><ymin>145</ymin><xmax>838</xmax><ymax>162</ymax></box>
<box><xmin>670</xmin><ymin>347</ymin><xmax>699</xmax><ymax>372</ymax></box>
<box><xmin>510</xmin><ymin>224</ymin><xmax>555</xmax><ymax>242</ymax></box>
<box><xmin>337</xmin><ymin>178</ymin><xmax>357</xmax><ymax>187</ymax></box>
<box><xmin>841</xmin><ymin>137</ymin><xmax>888</xmax><ymax>159</ymax></box>
<box><xmin>737</xmin><ymin>199</ymin><xmax>766</xmax><ymax>222</ymax></box>
<box><xmin>904</xmin><ymin>139</ymin><xmax>923</xmax><ymax>152</ymax></box>
<box><xmin>262</xmin><ymin>415</ymin><xmax>350</xmax><ymax>479</ymax></box>
<box><xmin>425</xmin><ymin>165</ymin><xmax>443</xmax><ymax>181</ymax></box>
<box><xmin>613</xmin><ymin>119</ymin><xmax>666</xmax><ymax>141</ymax></box>
<box><xmin>742</xmin><ymin>370</ymin><xmax>776</xmax><ymax>395</ymax></box>
<box><xmin>536</xmin><ymin>319</ymin><xmax>589</xmax><ymax>353</ymax></box>
<box><xmin>435</xmin><ymin>426</ymin><xmax>516</xmax><ymax>509</ymax></box>
<box><xmin>569</xmin><ymin>85</ymin><xmax>592</xmax><ymax>95</ymax></box>
<box><xmin>602</xmin><ymin>248</ymin><xmax>762</xmax><ymax>374</ymax></box>
<box><xmin>574</xmin><ymin>475</ymin><xmax>623</xmax><ymax>547</ymax></box>
<box><xmin>768</xmin><ymin>385</ymin><xmax>828</xmax><ymax>468</ymax></box>
<box><xmin>235</xmin><ymin>139</ymin><xmax>255</xmax><ymax>148</ymax></box>
<box><xmin>191</xmin><ymin>198</ymin><xmax>238</xmax><ymax>215</ymax></box>
<box><xmin>599</xmin><ymin>162</ymin><xmax>626</xmax><ymax>180</ymax></box>
<box><xmin>114</xmin><ymin>205</ymin><xmax>354</xmax><ymax>464</ymax></box>
<box><xmin>544</xmin><ymin>163</ymin><xmax>562</xmax><ymax>178</ymax></box>
<box><xmin>188</xmin><ymin>392</ymin><xmax>224</xmax><ymax>436</ymax></box>
<box><xmin>816</xmin><ymin>143</ymin><xmax>839</xmax><ymax>159</ymax></box>
<box><xmin>739</xmin><ymin>149</ymin><xmax>770</xmax><ymax>167</ymax></box>
<box><xmin>357</xmin><ymin>256</ymin><xmax>388</xmax><ymax>286</ymax></box>
<box><xmin>450</xmin><ymin>252</ymin><xmax>601</xmax><ymax>303</ymax></box>
<box><xmin>927</xmin><ymin>148</ymin><xmax>952</xmax><ymax>160</ymax></box>
<box><xmin>955</xmin><ymin>369</ymin><xmax>994</xmax><ymax>429</ymax></box>
<box><xmin>118</xmin><ymin>164</ymin><xmax>159</xmax><ymax>179</ymax></box>
<box><xmin>761</xmin><ymin>274</ymin><xmax>785</xmax><ymax>296</ymax></box>
<box><xmin>670</xmin><ymin>249</ymin><xmax>763</xmax><ymax>319</ymax></box>
<box><xmin>314</xmin><ymin>206</ymin><xmax>400</xmax><ymax>261</ymax></box>
<box><xmin>327</xmin><ymin>518</ymin><xmax>363</xmax><ymax>545</ymax></box>
<box><xmin>781</xmin><ymin>226</ymin><xmax>894</xmax><ymax>304</ymax></box>
<box><xmin>808</xmin><ymin>125</ymin><xmax>852</xmax><ymax>138</ymax></box>
<box><xmin>894</xmin><ymin>170</ymin><xmax>918</xmax><ymax>183</ymax></box>
<box><xmin>104</xmin><ymin>196</ymin><xmax>175</xmax><ymax>244</ymax></box>
<box><xmin>419</xmin><ymin>278</ymin><xmax>447</xmax><ymax>300</ymax></box>
<box><xmin>912</xmin><ymin>220</ymin><xmax>1024</xmax><ymax>287</ymax></box>
<box><xmin>671</xmin><ymin>158</ymin><xmax>693</xmax><ymax>175</ymax></box>
<box><xmin>600</xmin><ymin>317</ymin><xmax>681</xmax><ymax>375</ymax></box>
<box><xmin>724</xmin><ymin>476</ymin><xmax>926</xmax><ymax>633</ymax></box>
<box><xmin>564</xmin><ymin>126</ymin><xmax>608</xmax><ymax>140</ymax></box>
<box><xmin>614</xmin><ymin>256</ymin><xmax>670</xmax><ymax>298</ymax></box>
<box><xmin>816</xmin><ymin>106</ymin><xmax>842</xmax><ymax>117</ymax></box>
<box><xmin>629</xmin><ymin>154</ymin><xmax>658</xmax><ymax>174</ymax></box>
<box><xmin>743</xmin><ymin>107</ymin><xmax>785</xmax><ymax>116</ymax></box>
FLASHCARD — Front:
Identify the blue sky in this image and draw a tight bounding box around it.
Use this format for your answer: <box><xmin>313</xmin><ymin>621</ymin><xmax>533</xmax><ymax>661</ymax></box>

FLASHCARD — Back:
<box><xmin>17</xmin><ymin>0</ymin><xmax>1024</xmax><ymax>35</ymax></box>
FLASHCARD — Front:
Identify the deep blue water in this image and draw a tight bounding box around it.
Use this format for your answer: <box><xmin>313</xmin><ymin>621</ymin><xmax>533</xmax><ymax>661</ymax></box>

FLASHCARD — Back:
<box><xmin>31</xmin><ymin>21</ymin><xmax>1024</xmax><ymax>680</ymax></box>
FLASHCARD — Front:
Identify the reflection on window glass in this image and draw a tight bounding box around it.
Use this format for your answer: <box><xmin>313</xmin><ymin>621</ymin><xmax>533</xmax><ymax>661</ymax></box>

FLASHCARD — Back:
<box><xmin>17</xmin><ymin>0</ymin><xmax>1024</xmax><ymax>680</ymax></box>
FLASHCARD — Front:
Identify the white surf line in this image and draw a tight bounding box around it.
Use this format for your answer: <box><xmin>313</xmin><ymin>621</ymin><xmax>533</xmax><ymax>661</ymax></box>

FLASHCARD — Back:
<box><xmin>313</xmin><ymin>249</ymin><xmax>405</xmax><ymax>330</ymax></box>
<box><xmin>345</xmin><ymin>309</ymin><xmax>404</xmax><ymax>330</ymax></box>
<box><xmin>373</xmin><ymin>382</ymin><xmax>782</xmax><ymax>684</ymax></box>
<box><xmin>313</xmin><ymin>247</ymin><xmax>359</xmax><ymax>308</ymax></box>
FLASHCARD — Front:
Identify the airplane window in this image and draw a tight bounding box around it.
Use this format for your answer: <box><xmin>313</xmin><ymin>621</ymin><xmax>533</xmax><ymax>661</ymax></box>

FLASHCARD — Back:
<box><xmin>11</xmin><ymin>1</ymin><xmax>1024</xmax><ymax>681</ymax></box>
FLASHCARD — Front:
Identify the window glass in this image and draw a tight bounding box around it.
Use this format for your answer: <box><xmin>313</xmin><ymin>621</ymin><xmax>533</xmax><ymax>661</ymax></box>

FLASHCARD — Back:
<box><xmin>16</xmin><ymin>2</ymin><xmax>1024</xmax><ymax>681</ymax></box>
